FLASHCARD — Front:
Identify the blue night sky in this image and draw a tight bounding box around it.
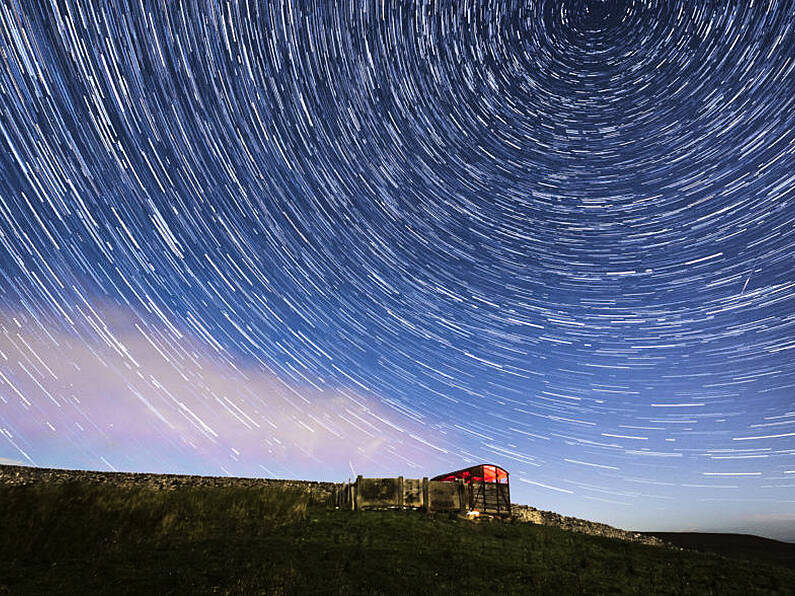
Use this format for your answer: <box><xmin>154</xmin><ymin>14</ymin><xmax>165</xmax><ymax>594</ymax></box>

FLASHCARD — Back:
<box><xmin>1</xmin><ymin>0</ymin><xmax>794</xmax><ymax>540</ymax></box>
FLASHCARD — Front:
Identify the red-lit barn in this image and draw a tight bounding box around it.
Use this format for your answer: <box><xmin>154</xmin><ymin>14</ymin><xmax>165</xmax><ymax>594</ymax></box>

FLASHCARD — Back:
<box><xmin>432</xmin><ymin>464</ymin><xmax>511</xmax><ymax>516</ymax></box>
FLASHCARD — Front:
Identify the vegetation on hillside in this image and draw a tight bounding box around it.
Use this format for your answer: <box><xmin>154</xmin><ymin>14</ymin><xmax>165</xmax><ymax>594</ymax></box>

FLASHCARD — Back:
<box><xmin>643</xmin><ymin>532</ymin><xmax>795</xmax><ymax>571</ymax></box>
<box><xmin>0</xmin><ymin>482</ymin><xmax>792</xmax><ymax>594</ymax></box>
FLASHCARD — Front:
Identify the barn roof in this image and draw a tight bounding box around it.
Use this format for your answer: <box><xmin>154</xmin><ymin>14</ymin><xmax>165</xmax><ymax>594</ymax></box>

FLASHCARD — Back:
<box><xmin>431</xmin><ymin>463</ymin><xmax>509</xmax><ymax>484</ymax></box>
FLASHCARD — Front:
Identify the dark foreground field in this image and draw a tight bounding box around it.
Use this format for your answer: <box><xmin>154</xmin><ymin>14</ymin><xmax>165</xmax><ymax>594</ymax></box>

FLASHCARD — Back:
<box><xmin>1</xmin><ymin>482</ymin><xmax>793</xmax><ymax>595</ymax></box>
<box><xmin>642</xmin><ymin>532</ymin><xmax>795</xmax><ymax>571</ymax></box>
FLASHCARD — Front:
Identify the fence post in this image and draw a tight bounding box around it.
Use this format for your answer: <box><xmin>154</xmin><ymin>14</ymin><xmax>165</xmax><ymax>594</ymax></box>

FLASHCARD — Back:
<box><xmin>422</xmin><ymin>477</ymin><xmax>428</xmax><ymax>511</ymax></box>
<box><xmin>398</xmin><ymin>476</ymin><xmax>404</xmax><ymax>509</ymax></box>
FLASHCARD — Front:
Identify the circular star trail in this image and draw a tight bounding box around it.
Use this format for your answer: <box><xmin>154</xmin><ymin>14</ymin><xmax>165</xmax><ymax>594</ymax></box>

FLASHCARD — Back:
<box><xmin>0</xmin><ymin>0</ymin><xmax>794</xmax><ymax>532</ymax></box>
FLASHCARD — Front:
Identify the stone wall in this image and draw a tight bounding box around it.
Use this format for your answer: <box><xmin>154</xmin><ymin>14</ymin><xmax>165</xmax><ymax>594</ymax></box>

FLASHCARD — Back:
<box><xmin>0</xmin><ymin>464</ymin><xmax>338</xmax><ymax>501</ymax></box>
<box><xmin>512</xmin><ymin>504</ymin><xmax>666</xmax><ymax>546</ymax></box>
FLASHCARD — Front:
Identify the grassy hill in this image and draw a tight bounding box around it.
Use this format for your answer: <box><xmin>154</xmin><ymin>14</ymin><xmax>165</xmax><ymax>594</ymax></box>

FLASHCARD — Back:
<box><xmin>1</xmin><ymin>480</ymin><xmax>793</xmax><ymax>594</ymax></box>
<box><xmin>643</xmin><ymin>532</ymin><xmax>795</xmax><ymax>571</ymax></box>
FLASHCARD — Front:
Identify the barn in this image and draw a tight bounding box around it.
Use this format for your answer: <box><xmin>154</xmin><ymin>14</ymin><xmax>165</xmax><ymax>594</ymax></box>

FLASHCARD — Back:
<box><xmin>432</xmin><ymin>464</ymin><xmax>511</xmax><ymax>516</ymax></box>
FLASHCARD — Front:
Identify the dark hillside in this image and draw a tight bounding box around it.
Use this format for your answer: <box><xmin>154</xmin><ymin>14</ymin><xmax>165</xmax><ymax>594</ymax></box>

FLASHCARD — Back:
<box><xmin>0</xmin><ymin>469</ymin><xmax>793</xmax><ymax>594</ymax></box>
<box><xmin>643</xmin><ymin>532</ymin><xmax>795</xmax><ymax>570</ymax></box>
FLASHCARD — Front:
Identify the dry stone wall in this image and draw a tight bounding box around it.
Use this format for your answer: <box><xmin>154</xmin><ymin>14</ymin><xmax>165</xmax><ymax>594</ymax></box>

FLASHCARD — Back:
<box><xmin>512</xmin><ymin>504</ymin><xmax>666</xmax><ymax>546</ymax></box>
<box><xmin>0</xmin><ymin>464</ymin><xmax>338</xmax><ymax>501</ymax></box>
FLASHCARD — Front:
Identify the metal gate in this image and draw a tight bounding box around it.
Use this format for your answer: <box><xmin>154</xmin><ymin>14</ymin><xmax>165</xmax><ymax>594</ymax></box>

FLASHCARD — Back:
<box><xmin>469</xmin><ymin>481</ymin><xmax>511</xmax><ymax>516</ymax></box>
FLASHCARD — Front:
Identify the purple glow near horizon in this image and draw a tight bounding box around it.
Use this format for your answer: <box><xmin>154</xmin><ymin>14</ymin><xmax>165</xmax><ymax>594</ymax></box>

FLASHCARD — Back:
<box><xmin>1</xmin><ymin>1</ymin><xmax>794</xmax><ymax>540</ymax></box>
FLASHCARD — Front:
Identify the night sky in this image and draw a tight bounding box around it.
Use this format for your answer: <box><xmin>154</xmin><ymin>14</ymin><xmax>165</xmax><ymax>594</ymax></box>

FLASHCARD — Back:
<box><xmin>1</xmin><ymin>0</ymin><xmax>794</xmax><ymax>539</ymax></box>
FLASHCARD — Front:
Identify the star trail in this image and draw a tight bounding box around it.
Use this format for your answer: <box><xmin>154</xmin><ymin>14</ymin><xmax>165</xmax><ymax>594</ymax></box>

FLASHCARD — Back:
<box><xmin>1</xmin><ymin>0</ymin><xmax>794</xmax><ymax>537</ymax></box>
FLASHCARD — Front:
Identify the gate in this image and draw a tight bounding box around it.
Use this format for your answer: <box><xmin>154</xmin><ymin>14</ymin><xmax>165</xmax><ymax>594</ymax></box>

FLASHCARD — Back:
<box><xmin>469</xmin><ymin>481</ymin><xmax>511</xmax><ymax>516</ymax></box>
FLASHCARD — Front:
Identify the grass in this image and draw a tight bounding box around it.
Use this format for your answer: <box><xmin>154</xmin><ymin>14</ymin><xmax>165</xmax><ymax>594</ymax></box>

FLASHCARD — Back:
<box><xmin>1</xmin><ymin>482</ymin><xmax>793</xmax><ymax>595</ymax></box>
<box><xmin>642</xmin><ymin>532</ymin><xmax>795</xmax><ymax>570</ymax></box>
